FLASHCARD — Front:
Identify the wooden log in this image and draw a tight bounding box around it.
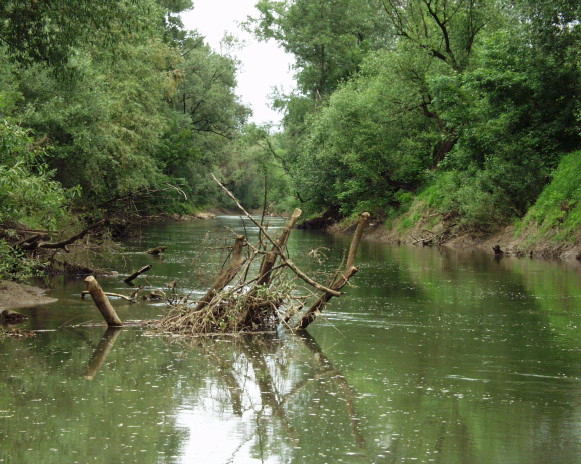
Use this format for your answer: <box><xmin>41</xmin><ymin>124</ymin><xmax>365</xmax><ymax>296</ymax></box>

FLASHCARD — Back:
<box><xmin>84</xmin><ymin>327</ymin><xmax>123</xmax><ymax>380</ymax></box>
<box><xmin>257</xmin><ymin>208</ymin><xmax>302</xmax><ymax>287</ymax></box>
<box><xmin>296</xmin><ymin>267</ymin><xmax>360</xmax><ymax>330</ymax></box>
<box><xmin>123</xmin><ymin>264</ymin><xmax>151</xmax><ymax>284</ymax></box>
<box><xmin>18</xmin><ymin>219</ymin><xmax>107</xmax><ymax>251</ymax></box>
<box><xmin>81</xmin><ymin>291</ymin><xmax>136</xmax><ymax>303</ymax></box>
<box><xmin>84</xmin><ymin>276</ymin><xmax>123</xmax><ymax>327</ymax></box>
<box><xmin>146</xmin><ymin>246</ymin><xmax>167</xmax><ymax>255</ymax></box>
<box><xmin>297</xmin><ymin>212</ymin><xmax>370</xmax><ymax>330</ymax></box>
<box><xmin>194</xmin><ymin>235</ymin><xmax>246</xmax><ymax>312</ymax></box>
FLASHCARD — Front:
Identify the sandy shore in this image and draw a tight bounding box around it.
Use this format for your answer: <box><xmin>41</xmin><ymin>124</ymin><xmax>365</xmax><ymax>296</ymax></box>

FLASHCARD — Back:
<box><xmin>0</xmin><ymin>281</ymin><xmax>57</xmax><ymax>310</ymax></box>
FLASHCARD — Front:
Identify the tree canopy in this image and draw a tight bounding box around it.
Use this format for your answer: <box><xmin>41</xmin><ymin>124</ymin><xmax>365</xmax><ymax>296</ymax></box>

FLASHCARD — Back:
<box><xmin>251</xmin><ymin>0</ymin><xmax>580</xmax><ymax>234</ymax></box>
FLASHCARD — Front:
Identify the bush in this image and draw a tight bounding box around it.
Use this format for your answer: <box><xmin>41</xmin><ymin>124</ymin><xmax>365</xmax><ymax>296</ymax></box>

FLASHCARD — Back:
<box><xmin>0</xmin><ymin>239</ymin><xmax>41</xmax><ymax>281</ymax></box>
<box><xmin>0</xmin><ymin>120</ymin><xmax>69</xmax><ymax>229</ymax></box>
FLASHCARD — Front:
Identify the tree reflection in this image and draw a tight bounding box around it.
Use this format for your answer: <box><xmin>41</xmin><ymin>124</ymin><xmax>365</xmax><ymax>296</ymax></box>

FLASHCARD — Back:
<box><xmin>83</xmin><ymin>327</ymin><xmax>123</xmax><ymax>380</ymax></box>
<box><xmin>159</xmin><ymin>331</ymin><xmax>369</xmax><ymax>462</ymax></box>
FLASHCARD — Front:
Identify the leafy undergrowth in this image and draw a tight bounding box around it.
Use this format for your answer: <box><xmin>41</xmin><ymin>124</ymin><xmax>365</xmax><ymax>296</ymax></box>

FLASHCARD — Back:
<box><xmin>515</xmin><ymin>151</ymin><xmax>581</xmax><ymax>251</ymax></box>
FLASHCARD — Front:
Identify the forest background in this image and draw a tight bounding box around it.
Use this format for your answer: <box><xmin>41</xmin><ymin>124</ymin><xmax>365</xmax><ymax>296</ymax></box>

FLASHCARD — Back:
<box><xmin>0</xmin><ymin>0</ymin><xmax>579</xmax><ymax>279</ymax></box>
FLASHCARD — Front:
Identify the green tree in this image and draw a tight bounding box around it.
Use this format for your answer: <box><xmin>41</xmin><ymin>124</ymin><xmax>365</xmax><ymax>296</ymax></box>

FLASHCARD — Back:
<box><xmin>0</xmin><ymin>0</ymin><xmax>136</xmax><ymax>67</ymax></box>
<box><xmin>252</xmin><ymin>0</ymin><xmax>385</xmax><ymax>99</ymax></box>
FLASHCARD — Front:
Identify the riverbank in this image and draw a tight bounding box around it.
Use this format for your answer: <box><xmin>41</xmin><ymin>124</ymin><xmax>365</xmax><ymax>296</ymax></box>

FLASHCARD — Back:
<box><xmin>330</xmin><ymin>218</ymin><xmax>581</xmax><ymax>261</ymax></box>
<box><xmin>0</xmin><ymin>280</ymin><xmax>57</xmax><ymax>311</ymax></box>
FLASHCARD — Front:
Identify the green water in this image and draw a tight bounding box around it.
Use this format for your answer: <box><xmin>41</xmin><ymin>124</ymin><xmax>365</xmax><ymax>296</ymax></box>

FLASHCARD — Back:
<box><xmin>1</xmin><ymin>217</ymin><xmax>580</xmax><ymax>463</ymax></box>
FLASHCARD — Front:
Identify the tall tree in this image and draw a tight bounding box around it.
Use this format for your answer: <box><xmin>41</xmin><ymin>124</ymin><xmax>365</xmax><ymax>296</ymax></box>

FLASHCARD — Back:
<box><xmin>252</xmin><ymin>0</ymin><xmax>385</xmax><ymax>100</ymax></box>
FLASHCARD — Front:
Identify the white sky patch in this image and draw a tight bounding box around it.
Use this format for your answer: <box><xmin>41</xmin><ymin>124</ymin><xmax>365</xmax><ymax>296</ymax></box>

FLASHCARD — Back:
<box><xmin>181</xmin><ymin>0</ymin><xmax>296</xmax><ymax>126</ymax></box>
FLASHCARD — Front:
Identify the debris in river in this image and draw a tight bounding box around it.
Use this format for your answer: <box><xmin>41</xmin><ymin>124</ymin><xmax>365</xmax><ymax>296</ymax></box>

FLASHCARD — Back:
<box><xmin>81</xmin><ymin>176</ymin><xmax>369</xmax><ymax>334</ymax></box>
<box><xmin>150</xmin><ymin>174</ymin><xmax>369</xmax><ymax>335</ymax></box>
<box><xmin>84</xmin><ymin>276</ymin><xmax>123</xmax><ymax>327</ymax></box>
<box><xmin>1</xmin><ymin>309</ymin><xmax>28</xmax><ymax>323</ymax></box>
<box><xmin>1</xmin><ymin>328</ymin><xmax>36</xmax><ymax>338</ymax></box>
<box><xmin>81</xmin><ymin>290</ymin><xmax>137</xmax><ymax>303</ymax></box>
<box><xmin>146</xmin><ymin>246</ymin><xmax>167</xmax><ymax>255</ymax></box>
<box><xmin>123</xmin><ymin>264</ymin><xmax>152</xmax><ymax>284</ymax></box>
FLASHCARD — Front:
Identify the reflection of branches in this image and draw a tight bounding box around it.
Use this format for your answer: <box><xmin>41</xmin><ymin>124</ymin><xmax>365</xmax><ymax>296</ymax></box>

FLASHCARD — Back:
<box><xmin>168</xmin><ymin>333</ymin><xmax>367</xmax><ymax>457</ymax></box>
<box><xmin>298</xmin><ymin>332</ymin><xmax>367</xmax><ymax>452</ymax></box>
<box><xmin>206</xmin><ymin>351</ymin><xmax>244</xmax><ymax>416</ymax></box>
<box><xmin>241</xmin><ymin>337</ymin><xmax>299</xmax><ymax>445</ymax></box>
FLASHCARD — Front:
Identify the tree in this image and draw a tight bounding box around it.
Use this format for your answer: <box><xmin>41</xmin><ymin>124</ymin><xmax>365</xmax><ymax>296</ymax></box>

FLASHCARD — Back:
<box><xmin>0</xmin><ymin>0</ymin><xmax>135</xmax><ymax>67</ymax></box>
<box><xmin>252</xmin><ymin>0</ymin><xmax>385</xmax><ymax>100</ymax></box>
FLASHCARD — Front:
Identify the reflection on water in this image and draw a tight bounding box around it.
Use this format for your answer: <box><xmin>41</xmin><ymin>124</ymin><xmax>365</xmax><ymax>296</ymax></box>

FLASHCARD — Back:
<box><xmin>1</xmin><ymin>217</ymin><xmax>579</xmax><ymax>463</ymax></box>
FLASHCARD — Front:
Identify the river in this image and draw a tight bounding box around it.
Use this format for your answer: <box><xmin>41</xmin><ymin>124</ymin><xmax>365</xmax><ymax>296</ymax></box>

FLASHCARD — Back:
<box><xmin>1</xmin><ymin>216</ymin><xmax>579</xmax><ymax>463</ymax></box>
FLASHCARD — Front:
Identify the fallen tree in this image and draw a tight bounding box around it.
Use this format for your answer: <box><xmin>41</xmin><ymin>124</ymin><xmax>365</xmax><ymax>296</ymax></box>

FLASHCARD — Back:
<box><xmin>16</xmin><ymin>219</ymin><xmax>108</xmax><ymax>252</ymax></box>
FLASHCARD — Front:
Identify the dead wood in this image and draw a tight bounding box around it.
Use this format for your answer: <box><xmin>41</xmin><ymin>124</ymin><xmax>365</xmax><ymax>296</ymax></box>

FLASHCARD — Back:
<box><xmin>123</xmin><ymin>264</ymin><xmax>152</xmax><ymax>284</ymax></box>
<box><xmin>193</xmin><ymin>235</ymin><xmax>246</xmax><ymax>312</ymax></box>
<box><xmin>143</xmin><ymin>290</ymin><xmax>166</xmax><ymax>301</ymax></box>
<box><xmin>81</xmin><ymin>291</ymin><xmax>136</xmax><ymax>303</ymax></box>
<box><xmin>15</xmin><ymin>233</ymin><xmax>48</xmax><ymax>249</ymax></box>
<box><xmin>411</xmin><ymin>234</ymin><xmax>435</xmax><ymax>246</ymax></box>
<box><xmin>130</xmin><ymin>285</ymin><xmax>144</xmax><ymax>299</ymax></box>
<box><xmin>297</xmin><ymin>212</ymin><xmax>370</xmax><ymax>330</ymax></box>
<box><xmin>146</xmin><ymin>246</ymin><xmax>167</xmax><ymax>255</ymax></box>
<box><xmin>17</xmin><ymin>219</ymin><xmax>108</xmax><ymax>252</ymax></box>
<box><xmin>84</xmin><ymin>276</ymin><xmax>123</xmax><ymax>327</ymax></box>
<box><xmin>257</xmin><ymin>208</ymin><xmax>302</xmax><ymax>287</ymax></box>
<box><xmin>153</xmin><ymin>177</ymin><xmax>368</xmax><ymax>335</ymax></box>
<box><xmin>211</xmin><ymin>174</ymin><xmax>341</xmax><ymax>297</ymax></box>
<box><xmin>1</xmin><ymin>309</ymin><xmax>28</xmax><ymax>323</ymax></box>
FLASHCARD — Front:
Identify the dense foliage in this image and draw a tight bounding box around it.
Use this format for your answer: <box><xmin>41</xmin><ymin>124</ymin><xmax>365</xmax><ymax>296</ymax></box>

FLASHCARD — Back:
<box><xmin>0</xmin><ymin>0</ymin><xmax>252</xmax><ymax>229</ymax></box>
<box><xmin>252</xmin><ymin>0</ymin><xmax>581</xmax><ymax>236</ymax></box>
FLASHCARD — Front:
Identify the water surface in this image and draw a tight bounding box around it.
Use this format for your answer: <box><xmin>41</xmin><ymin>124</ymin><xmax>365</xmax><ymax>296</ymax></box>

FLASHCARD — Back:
<box><xmin>1</xmin><ymin>217</ymin><xmax>579</xmax><ymax>463</ymax></box>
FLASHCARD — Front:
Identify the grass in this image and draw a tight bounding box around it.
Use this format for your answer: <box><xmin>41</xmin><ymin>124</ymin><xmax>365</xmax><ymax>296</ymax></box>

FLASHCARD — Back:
<box><xmin>516</xmin><ymin>150</ymin><xmax>581</xmax><ymax>246</ymax></box>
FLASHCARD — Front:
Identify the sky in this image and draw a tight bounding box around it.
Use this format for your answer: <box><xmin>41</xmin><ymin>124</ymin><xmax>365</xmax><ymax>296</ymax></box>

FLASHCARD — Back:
<box><xmin>181</xmin><ymin>0</ymin><xmax>296</xmax><ymax>126</ymax></box>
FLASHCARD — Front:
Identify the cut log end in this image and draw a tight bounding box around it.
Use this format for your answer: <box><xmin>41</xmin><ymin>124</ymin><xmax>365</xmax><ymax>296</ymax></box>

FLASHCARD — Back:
<box><xmin>84</xmin><ymin>276</ymin><xmax>123</xmax><ymax>327</ymax></box>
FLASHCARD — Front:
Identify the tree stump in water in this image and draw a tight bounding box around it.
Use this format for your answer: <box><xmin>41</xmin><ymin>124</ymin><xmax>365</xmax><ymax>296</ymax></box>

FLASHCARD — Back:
<box><xmin>146</xmin><ymin>246</ymin><xmax>167</xmax><ymax>255</ymax></box>
<box><xmin>84</xmin><ymin>276</ymin><xmax>123</xmax><ymax>327</ymax></box>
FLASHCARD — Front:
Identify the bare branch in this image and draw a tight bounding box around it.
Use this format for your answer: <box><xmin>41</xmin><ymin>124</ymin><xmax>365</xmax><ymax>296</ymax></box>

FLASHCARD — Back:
<box><xmin>211</xmin><ymin>174</ymin><xmax>342</xmax><ymax>297</ymax></box>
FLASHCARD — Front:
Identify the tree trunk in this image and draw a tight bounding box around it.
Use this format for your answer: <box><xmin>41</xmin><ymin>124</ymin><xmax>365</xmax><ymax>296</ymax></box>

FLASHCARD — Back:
<box><xmin>84</xmin><ymin>276</ymin><xmax>123</xmax><ymax>326</ymax></box>
<box><xmin>257</xmin><ymin>208</ymin><xmax>302</xmax><ymax>287</ymax></box>
<box><xmin>297</xmin><ymin>212</ymin><xmax>370</xmax><ymax>330</ymax></box>
<box><xmin>194</xmin><ymin>235</ymin><xmax>246</xmax><ymax>312</ymax></box>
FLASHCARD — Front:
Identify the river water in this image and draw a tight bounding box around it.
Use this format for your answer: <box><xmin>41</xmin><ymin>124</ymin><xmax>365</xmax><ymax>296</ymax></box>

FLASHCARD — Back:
<box><xmin>1</xmin><ymin>216</ymin><xmax>579</xmax><ymax>463</ymax></box>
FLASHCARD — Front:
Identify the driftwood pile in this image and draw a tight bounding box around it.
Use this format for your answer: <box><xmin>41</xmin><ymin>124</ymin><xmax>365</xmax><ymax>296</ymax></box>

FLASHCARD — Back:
<box><xmin>84</xmin><ymin>176</ymin><xmax>369</xmax><ymax>334</ymax></box>
<box><xmin>153</xmin><ymin>176</ymin><xmax>369</xmax><ymax>334</ymax></box>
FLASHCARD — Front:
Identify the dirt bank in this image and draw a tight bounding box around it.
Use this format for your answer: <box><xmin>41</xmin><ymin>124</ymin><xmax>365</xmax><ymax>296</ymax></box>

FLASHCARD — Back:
<box><xmin>0</xmin><ymin>281</ymin><xmax>57</xmax><ymax>310</ymax></box>
<box><xmin>331</xmin><ymin>220</ymin><xmax>581</xmax><ymax>262</ymax></box>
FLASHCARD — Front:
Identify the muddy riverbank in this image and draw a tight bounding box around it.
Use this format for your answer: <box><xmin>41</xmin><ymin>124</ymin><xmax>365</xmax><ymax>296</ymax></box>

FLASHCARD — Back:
<box><xmin>0</xmin><ymin>280</ymin><xmax>57</xmax><ymax>310</ymax></box>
